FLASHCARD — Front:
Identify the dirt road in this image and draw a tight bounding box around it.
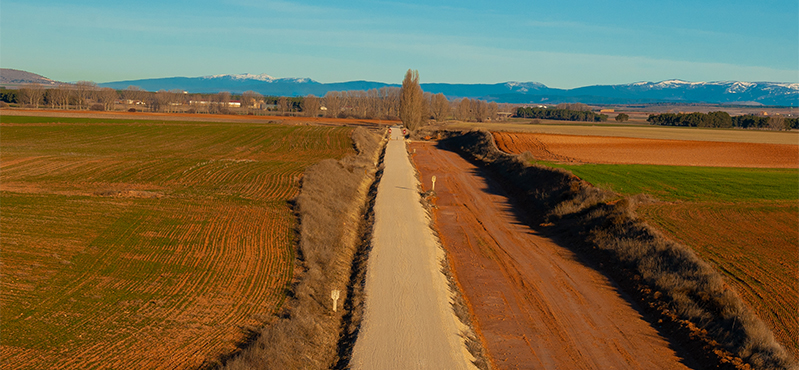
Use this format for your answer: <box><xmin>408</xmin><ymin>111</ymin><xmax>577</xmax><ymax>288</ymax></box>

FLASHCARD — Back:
<box><xmin>410</xmin><ymin>141</ymin><xmax>699</xmax><ymax>370</ymax></box>
<box><xmin>351</xmin><ymin>128</ymin><xmax>474</xmax><ymax>369</ymax></box>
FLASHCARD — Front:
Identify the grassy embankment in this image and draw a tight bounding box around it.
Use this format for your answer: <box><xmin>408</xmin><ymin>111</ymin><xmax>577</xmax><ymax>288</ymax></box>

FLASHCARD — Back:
<box><xmin>0</xmin><ymin>115</ymin><xmax>354</xmax><ymax>369</ymax></box>
<box><xmin>441</xmin><ymin>129</ymin><xmax>795</xmax><ymax>370</ymax></box>
<box><xmin>542</xmin><ymin>162</ymin><xmax>799</xmax><ymax>358</ymax></box>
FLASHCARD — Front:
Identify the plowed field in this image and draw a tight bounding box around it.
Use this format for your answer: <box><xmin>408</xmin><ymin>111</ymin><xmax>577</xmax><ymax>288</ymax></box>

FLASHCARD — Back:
<box><xmin>0</xmin><ymin>115</ymin><xmax>354</xmax><ymax>369</ymax></box>
<box><xmin>492</xmin><ymin>131</ymin><xmax>799</xmax><ymax>168</ymax></box>
<box><xmin>639</xmin><ymin>202</ymin><xmax>798</xmax><ymax>356</ymax></box>
<box><xmin>490</xmin><ymin>129</ymin><xmax>799</xmax><ymax>358</ymax></box>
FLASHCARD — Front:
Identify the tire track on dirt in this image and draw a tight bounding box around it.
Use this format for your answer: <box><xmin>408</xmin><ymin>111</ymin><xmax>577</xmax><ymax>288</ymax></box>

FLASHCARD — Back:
<box><xmin>410</xmin><ymin>140</ymin><xmax>700</xmax><ymax>370</ymax></box>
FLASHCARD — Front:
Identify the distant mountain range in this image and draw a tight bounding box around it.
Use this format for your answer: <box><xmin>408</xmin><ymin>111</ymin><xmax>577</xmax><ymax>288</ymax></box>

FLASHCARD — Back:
<box><xmin>2</xmin><ymin>69</ymin><xmax>797</xmax><ymax>106</ymax></box>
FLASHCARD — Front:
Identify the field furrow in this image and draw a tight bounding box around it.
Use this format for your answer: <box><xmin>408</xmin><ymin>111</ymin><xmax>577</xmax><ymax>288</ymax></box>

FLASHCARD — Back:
<box><xmin>0</xmin><ymin>115</ymin><xmax>354</xmax><ymax>369</ymax></box>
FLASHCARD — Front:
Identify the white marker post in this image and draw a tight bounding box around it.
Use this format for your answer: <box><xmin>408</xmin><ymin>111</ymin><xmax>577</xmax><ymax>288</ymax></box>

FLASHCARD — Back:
<box><xmin>431</xmin><ymin>175</ymin><xmax>437</xmax><ymax>192</ymax></box>
<box><xmin>331</xmin><ymin>289</ymin><xmax>341</xmax><ymax>312</ymax></box>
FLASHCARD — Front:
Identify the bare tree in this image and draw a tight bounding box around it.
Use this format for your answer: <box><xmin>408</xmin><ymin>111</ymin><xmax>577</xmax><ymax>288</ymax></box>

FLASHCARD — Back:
<box><xmin>213</xmin><ymin>91</ymin><xmax>231</xmax><ymax>113</ymax></box>
<box><xmin>768</xmin><ymin>115</ymin><xmax>787</xmax><ymax>131</ymax></box>
<box><xmin>241</xmin><ymin>90</ymin><xmax>263</xmax><ymax>113</ymax></box>
<box><xmin>278</xmin><ymin>96</ymin><xmax>290</xmax><ymax>115</ymax></box>
<box><xmin>454</xmin><ymin>98</ymin><xmax>472</xmax><ymax>121</ymax></box>
<box><xmin>46</xmin><ymin>85</ymin><xmax>72</xmax><ymax>109</ymax></box>
<box><xmin>488</xmin><ymin>101</ymin><xmax>499</xmax><ymax>121</ymax></box>
<box><xmin>52</xmin><ymin>84</ymin><xmax>72</xmax><ymax>109</ymax></box>
<box><xmin>75</xmin><ymin>81</ymin><xmax>97</xmax><ymax>110</ymax></box>
<box><xmin>399</xmin><ymin>69</ymin><xmax>425</xmax><ymax>131</ymax></box>
<box><xmin>122</xmin><ymin>85</ymin><xmax>147</xmax><ymax>107</ymax></box>
<box><xmin>96</xmin><ymin>88</ymin><xmax>118</xmax><ymax>111</ymax></box>
<box><xmin>323</xmin><ymin>91</ymin><xmax>342</xmax><ymax>118</ymax></box>
<box><xmin>429</xmin><ymin>93</ymin><xmax>449</xmax><ymax>121</ymax></box>
<box><xmin>303</xmin><ymin>95</ymin><xmax>320</xmax><ymax>117</ymax></box>
<box><xmin>19</xmin><ymin>83</ymin><xmax>45</xmax><ymax>107</ymax></box>
<box><xmin>378</xmin><ymin>86</ymin><xmax>401</xmax><ymax>119</ymax></box>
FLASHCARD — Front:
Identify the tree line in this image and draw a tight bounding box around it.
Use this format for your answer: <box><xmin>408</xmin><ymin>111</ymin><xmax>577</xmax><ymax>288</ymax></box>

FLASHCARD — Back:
<box><xmin>647</xmin><ymin>111</ymin><xmax>797</xmax><ymax>130</ymax></box>
<box><xmin>1</xmin><ymin>78</ymin><xmax>511</xmax><ymax>125</ymax></box>
<box><xmin>515</xmin><ymin>105</ymin><xmax>609</xmax><ymax>122</ymax></box>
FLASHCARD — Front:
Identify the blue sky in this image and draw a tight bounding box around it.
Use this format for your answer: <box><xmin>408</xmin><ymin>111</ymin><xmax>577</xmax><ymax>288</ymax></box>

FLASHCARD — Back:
<box><xmin>1</xmin><ymin>0</ymin><xmax>797</xmax><ymax>88</ymax></box>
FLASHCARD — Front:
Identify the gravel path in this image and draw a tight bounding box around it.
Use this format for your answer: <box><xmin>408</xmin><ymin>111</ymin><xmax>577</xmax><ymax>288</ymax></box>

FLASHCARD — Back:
<box><xmin>351</xmin><ymin>127</ymin><xmax>474</xmax><ymax>370</ymax></box>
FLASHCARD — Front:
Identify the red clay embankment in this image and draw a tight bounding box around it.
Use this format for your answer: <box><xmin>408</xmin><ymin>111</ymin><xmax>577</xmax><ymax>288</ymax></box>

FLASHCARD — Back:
<box><xmin>410</xmin><ymin>141</ymin><xmax>698</xmax><ymax>369</ymax></box>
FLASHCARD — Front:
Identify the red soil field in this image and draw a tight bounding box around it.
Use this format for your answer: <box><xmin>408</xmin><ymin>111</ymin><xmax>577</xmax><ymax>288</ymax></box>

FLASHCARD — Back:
<box><xmin>0</xmin><ymin>118</ymin><xmax>354</xmax><ymax>369</ymax></box>
<box><xmin>0</xmin><ymin>108</ymin><xmax>399</xmax><ymax>127</ymax></box>
<box><xmin>492</xmin><ymin>131</ymin><xmax>799</xmax><ymax>168</ymax></box>
<box><xmin>490</xmin><ymin>130</ymin><xmax>799</xmax><ymax>358</ymax></box>
<box><xmin>639</xmin><ymin>202</ymin><xmax>799</xmax><ymax>358</ymax></box>
<box><xmin>410</xmin><ymin>141</ymin><xmax>698</xmax><ymax>369</ymax></box>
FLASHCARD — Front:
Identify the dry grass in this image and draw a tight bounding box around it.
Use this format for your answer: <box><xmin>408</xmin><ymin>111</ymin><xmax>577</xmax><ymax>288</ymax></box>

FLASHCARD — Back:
<box><xmin>220</xmin><ymin>127</ymin><xmax>384</xmax><ymax>369</ymax></box>
<box><xmin>439</xmin><ymin>129</ymin><xmax>796</xmax><ymax>370</ymax></box>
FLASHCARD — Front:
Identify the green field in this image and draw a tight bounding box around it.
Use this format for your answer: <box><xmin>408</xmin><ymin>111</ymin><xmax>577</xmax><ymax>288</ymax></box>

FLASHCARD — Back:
<box><xmin>1</xmin><ymin>115</ymin><xmax>355</xmax><ymax>369</ymax></box>
<box><xmin>542</xmin><ymin>161</ymin><xmax>799</xmax><ymax>356</ymax></box>
<box><xmin>543</xmin><ymin>162</ymin><xmax>798</xmax><ymax>202</ymax></box>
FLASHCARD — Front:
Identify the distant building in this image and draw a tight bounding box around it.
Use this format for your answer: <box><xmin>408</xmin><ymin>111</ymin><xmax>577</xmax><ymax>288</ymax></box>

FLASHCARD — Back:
<box><xmin>600</xmin><ymin>108</ymin><xmax>615</xmax><ymax>113</ymax></box>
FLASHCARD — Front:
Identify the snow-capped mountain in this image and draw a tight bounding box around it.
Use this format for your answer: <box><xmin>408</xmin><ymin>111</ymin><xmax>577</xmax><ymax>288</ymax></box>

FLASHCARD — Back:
<box><xmin>4</xmin><ymin>69</ymin><xmax>795</xmax><ymax>106</ymax></box>
<box><xmin>204</xmin><ymin>73</ymin><xmax>316</xmax><ymax>84</ymax></box>
<box><xmin>560</xmin><ymin>80</ymin><xmax>799</xmax><ymax>106</ymax></box>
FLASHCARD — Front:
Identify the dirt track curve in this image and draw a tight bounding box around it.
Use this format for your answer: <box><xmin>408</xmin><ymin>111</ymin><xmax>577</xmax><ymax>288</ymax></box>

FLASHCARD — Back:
<box><xmin>351</xmin><ymin>128</ymin><xmax>474</xmax><ymax>370</ymax></box>
<box><xmin>410</xmin><ymin>141</ymin><xmax>700</xmax><ymax>370</ymax></box>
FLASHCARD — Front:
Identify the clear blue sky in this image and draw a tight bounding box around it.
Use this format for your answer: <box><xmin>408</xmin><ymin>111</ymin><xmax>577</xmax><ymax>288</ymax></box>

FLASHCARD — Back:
<box><xmin>2</xmin><ymin>0</ymin><xmax>797</xmax><ymax>88</ymax></box>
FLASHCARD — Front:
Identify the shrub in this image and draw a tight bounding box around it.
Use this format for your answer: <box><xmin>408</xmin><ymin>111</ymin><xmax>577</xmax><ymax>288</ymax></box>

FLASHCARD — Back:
<box><xmin>439</xmin><ymin>129</ymin><xmax>795</xmax><ymax>370</ymax></box>
<box><xmin>220</xmin><ymin>128</ymin><xmax>385</xmax><ymax>370</ymax></box>
<box><xmin>90</xmin><ymin>103</ymin><xmax>104</xmax><ymax>111</ymax></box>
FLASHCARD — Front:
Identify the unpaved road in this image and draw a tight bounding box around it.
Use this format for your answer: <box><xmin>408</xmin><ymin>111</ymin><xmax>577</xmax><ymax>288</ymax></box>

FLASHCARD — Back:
<box><xmin>410</xmin><ymin>141</ymin><xmax>699</xmax><ymax>370</ymax></box>
<box><xmin>351</xmin><ymin>128</ymin><xmax>473</xmax><ymax>370</ymax></box>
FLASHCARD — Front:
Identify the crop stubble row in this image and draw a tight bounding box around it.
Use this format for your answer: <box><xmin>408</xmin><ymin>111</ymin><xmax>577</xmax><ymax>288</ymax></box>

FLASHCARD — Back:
<box><xmin>0</xmin><ymin>117</ymin><xmax>354</xmax><ymax>369</ymax></box>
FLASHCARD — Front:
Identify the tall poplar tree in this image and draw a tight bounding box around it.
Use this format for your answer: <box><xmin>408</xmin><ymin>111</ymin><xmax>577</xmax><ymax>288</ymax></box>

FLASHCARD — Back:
<box><xmin>399</xmin><ymin>69</ymin><xmax>424</xmax><ymax>131</ymax></box>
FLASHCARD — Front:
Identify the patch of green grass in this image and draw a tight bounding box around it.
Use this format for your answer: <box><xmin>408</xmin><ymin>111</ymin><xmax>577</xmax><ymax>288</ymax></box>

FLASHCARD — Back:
<box><xmin>541</xmin><ymin>162</ymin><xmax>798</xmax><ymax>202</ymax></box>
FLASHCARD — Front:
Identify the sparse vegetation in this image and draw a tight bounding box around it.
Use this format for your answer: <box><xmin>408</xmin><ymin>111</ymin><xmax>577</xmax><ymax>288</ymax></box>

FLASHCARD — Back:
<box><xmin>439</xmin><ymin>129</ymin><xmax>795</xmax><ymax>370</ymax></box>
<box><xmin>221</xmin><ymin>128</ymin><xmax>384</xmax><ymax>369</ymax></box>
<box><xmin>542</xmin><ymin>161</ymin><xmax>799</xmax><ymax>358</ymax></box>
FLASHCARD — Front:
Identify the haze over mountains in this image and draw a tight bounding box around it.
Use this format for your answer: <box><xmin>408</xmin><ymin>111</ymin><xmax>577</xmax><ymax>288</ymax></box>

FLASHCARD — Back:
<box><xmin>2</xmin><ymin>68</ymin><xmax>797</xmax><ymax>106</ymax></box>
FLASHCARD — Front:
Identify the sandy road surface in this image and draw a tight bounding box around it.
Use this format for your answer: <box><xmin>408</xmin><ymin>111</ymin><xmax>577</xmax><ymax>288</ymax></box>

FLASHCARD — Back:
<box><xmin>351</xmin><ymin>128</ymin><xmax>473</xmax><ymax>370</ymax></box>
<box><xmin>410</xmin><ymin>141</ymin><xmax>699</xmax><ymax>370</ymax></box>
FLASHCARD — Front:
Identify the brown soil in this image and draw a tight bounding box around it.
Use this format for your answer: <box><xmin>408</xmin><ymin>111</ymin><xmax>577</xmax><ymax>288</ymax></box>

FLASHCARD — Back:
<box><xmin>639</xmin><ymin>201</ymin><xmax>799</xmax><ymax>358</ymax></box>
<box><xmin>0</xmin><ymin>108</ymin><xmax>399</xmax><ymax>127</ymax></box>
<box><xmin>410</xmin><ymin>141</ymin><xmax>699</xmax><ymax>370</ymax></box>
<box><xmin>0</xmin><ymin>121</ymin><xmax>355</xmax><ymax>369</ymax></box>
<box><xmin>492</xmin><ymin>131</ymin><xmax>799</xmax><ymax>168</ymax></box>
